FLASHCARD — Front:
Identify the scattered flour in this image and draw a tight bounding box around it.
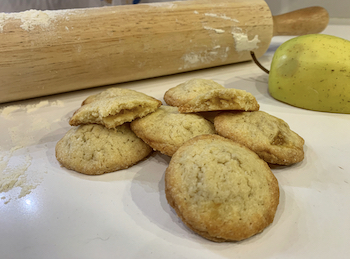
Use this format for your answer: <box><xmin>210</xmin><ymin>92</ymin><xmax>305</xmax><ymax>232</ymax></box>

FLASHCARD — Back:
<box><xmin>51</xmin><ymin>100</ymin><xmax>65</xmax><ymax>107</ymax></box>
<box><xmin>148</xmin><ymin>2</ymin><xmax>177</xmax><ymax>8</ymax></box>
<box><xmin>26</xmin><ymin>100</ymin><xmax>49</xmax><ymax>113</ymax></box>
<box><xmin>231</xmin><ymin>28</ymin><xmax>260</xmax><ymax>52</ymax></box>
<box><xmin>179</xmin><ymin>45</ymin><xmax>229</xmax><ymax>70</ymax></box>
<box><xmin>30</xmin><ymin>118</ymin><xmax>51</xmax><ymax>131</ymax></box>
<box><xmin>1</xmin><ymin>105</ymin><xmax>21</xmax><ymax>119</ymax></box>
<box><xmin>0</xmin><ymin>99</ymin><xmax>65</xmax><ymax>118</ymax></box>
<box><xmin>0</xmin><ymin>9</ymin><xmax>55</xmax><ymax>32</ymax></box>
<box><xmin>0</xmin><ymin>149</ymin><xmax>37</xmax><ymax>203</ymax></box>
<box><xmin>204</xmin><ymin>26</ymin><xmax>225</xmax><ymax>34</ymax></box>
<box><xmin>0</xmin><ymin>9</ymin><xmax>84</xmax><ymax>32</ymax></box>
<box><xmin>182</xmin><ymin>12</ymin><xmax>257</xmax><ymax>69</ymax></box>
<box><xmin>204</xmin><ymin>13</ymin><xmax>240</xmax><ymax>23</ymax></box>
<box><xmin>0</xmin><ymin>98</ymin><xmax>66</xmax><ymax>204</ymax></box>
<box><xmin>9</xmin><ymin>125</ymin><xmax>34</xmax><ymax>148</ymax></box>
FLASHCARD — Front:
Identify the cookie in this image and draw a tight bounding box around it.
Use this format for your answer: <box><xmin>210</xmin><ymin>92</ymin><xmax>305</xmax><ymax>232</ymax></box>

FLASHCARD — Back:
<box><xmin>214</xmin><ymin>111</ymin><xmax>304</xmax><ymax>165</ymax></box>
<box><xmin>165</xmin><ymin>134</ymin><xmax>279</xmax><ymax>242</ymax></box>
<box><xmin>69</xmin><ymin>88</ymin><xmax>162</xmax><ymax>129</ymax></box>
<box><xmin>178</xmin><ymin>88</ymin><xmax>260</xmax><ymax>113</ymax></box>
<box><xmin>164</xmin><ymin>78</ymin><xmax>225</xmax><ymax>107</ymax></box>
<box><xmin>130</xmin><ymin>105</ymin><xmax>215</xmax><ymax>156</ymax></box>
<box><xmin>55</xmin><ymin>124</ymin><xmax>152</xmax><ymax>175</ymax></box>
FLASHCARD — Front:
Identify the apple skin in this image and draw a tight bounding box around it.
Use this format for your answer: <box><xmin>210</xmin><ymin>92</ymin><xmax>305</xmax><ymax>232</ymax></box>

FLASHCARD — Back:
<box><xmin>268</xmin><ymin>34</ymin><xmax>350</xmax><ymax>114</ymax></box>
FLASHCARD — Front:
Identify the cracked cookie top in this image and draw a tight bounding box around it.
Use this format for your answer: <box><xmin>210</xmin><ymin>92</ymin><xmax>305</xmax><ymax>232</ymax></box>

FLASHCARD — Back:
<box><xmin>69</xmin><ymin>88</ymin><xmax>162</xmax><ymax>129</ymax></box>
<box><xmin>178</xmin><ymin>88</ymin><xmax>260</xmax><ymax>113</ymax></box>
<box><xmin>163</xmin><ymin>78</ymin><xmax>259</xmax><ymax>113</ymax></box>
<box><xmin>165</xmin><ymin>134</ymin><xmax>279</xmax><ymax>242</ymax></box>
<box><xmin>214</xmin><ymin>111</ymin><xmax>305</xmax><ymax>165</ymax></box>
<box><xmin>164</xmin><ymin>78</ymin><xmax>225</xmax><ymax>107</ymax></box>
<box><xmin>130</xmin><ymin>105</ymin><xmax>215</xmax><ymax>156</ymax></box>
<box><xmin>55</xmin><ymin>124</ymin><xmax>152</xmax><ymax>175</ymax></box>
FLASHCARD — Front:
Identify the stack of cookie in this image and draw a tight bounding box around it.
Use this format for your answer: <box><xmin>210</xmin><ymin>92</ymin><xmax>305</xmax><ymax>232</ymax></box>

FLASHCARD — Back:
<box><xmin>161</xmin><ymin>78</ymin><xmax>304</xmax><ymax>165</ymax></box>
<box><xmin>161</xmin><ymin>78</ymin><xmax>304</xmax><ymax>242</ymax></box>
<box><xmin>56</xmin><ymin>78</ymin><xmax>305</xmax><ymax>242</ymax></box>
<box><xmin>55</xmin><ymin>88</ymin><xmax>162</xmax><ymax>175</ymax></box>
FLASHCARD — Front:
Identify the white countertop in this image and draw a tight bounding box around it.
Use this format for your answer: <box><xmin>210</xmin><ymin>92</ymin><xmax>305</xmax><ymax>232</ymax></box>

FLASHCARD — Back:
<box><xmin>1</xmin><ymin>22</ymin><xmax>350</xmax><ymax>259</ymax></box>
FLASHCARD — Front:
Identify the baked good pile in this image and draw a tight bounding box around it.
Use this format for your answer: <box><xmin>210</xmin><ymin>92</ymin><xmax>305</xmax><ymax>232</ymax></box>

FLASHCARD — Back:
<box><xmin>56</xmin><ymin>78</ymin><xmax>305</xmax><ymax>242</ymax></box>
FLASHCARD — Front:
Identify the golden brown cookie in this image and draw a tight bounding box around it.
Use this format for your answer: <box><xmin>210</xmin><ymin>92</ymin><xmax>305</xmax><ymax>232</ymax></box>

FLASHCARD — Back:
<box><xmin>55</xmin><ymin>124</ymin><xmax>152</xmax><ymax>175</ymax></box>
<box><xmin>178</xmin><ymin>88</ymin><xmax>260</xmax><ymax>113</ymax></box>
<box><xmin>164</xmin><ymin>78</ymin><xmax>225</xmax><ymax>107</ymax></box>
<box><xmin>130</xmin><ymin>105</ymin><xmax>215</xmax><ymax>156</ymax></box>
<box><xmin>165</xmin><ymin>134</ymin><xmax>279</xmax><ymax>242</ymax></box>
<box><xmin>69</xmin><ymin>88</ymin><xmax>162</xmax><ymax>129</ymax></box>
<box><xmin>214</xmin><ymin>111</ymin><xmax>304</xmax><ymax>165</ymax></box>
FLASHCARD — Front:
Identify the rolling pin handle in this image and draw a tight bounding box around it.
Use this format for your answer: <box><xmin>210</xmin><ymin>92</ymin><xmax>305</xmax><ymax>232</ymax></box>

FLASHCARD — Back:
<box><xmin>272</xmin><ymin>6</ymin><xmax>329</xmax><ymax>36</ymax></box>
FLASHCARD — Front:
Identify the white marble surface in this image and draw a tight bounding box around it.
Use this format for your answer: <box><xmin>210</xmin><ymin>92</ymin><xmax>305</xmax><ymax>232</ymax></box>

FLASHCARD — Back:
<box><xmin>0</xmin><ymin>23</ymin><xmax>349</xmax><ymax>259</ymax></box>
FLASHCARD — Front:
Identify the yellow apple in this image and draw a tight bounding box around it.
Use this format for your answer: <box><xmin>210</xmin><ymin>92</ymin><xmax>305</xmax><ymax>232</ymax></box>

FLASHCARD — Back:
<box><xmin>268</xmin><ymin>34</ymin><xmax>350</xmax><ymax>113</ymax></box>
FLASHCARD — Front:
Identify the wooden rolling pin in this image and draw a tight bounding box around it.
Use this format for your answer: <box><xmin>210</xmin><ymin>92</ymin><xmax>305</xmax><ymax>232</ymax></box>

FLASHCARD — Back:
<box><xmin>0</xmin><ymin>0</ymin><xmax>329</xmax><ymax>103</ymax></box>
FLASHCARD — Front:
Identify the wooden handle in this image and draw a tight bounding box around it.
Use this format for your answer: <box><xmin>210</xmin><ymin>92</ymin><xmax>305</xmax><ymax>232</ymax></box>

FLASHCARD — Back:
<box><xmin>273</xmin><ymin>6</ymin><xmax>329</xmax><ymax>36</ymax></box>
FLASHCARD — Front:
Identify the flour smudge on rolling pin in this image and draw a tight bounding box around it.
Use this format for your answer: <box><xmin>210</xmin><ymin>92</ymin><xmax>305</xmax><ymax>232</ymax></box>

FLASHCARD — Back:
<box><xmin>179</xmin><ymin>46</ymin><xmax>230</xmax><ymax>70</ymax></box>
<box><xmin>204</xmin><ymin>13</ymin><xmax>240</xmax><ymax>23</ymax></box>
<box><xmin>203</xmin><ymin>26</ymin><xmax>225</xmax><ymax>34</ymax></box>
<box><xmin>201</xmin><ymin>12</ymin><xmax>260</xmax><ymax>52</ymax></box>
<box><xmin>189</xmin><ymin>11</ymin><xmax>260</xmax><ymax>64</ymax></box>
<box><xmin>231</xmin><ymin>28</ymin><xmax>261</xmax><ymax>52</ymax></box>
<box><xmin>0</xmin><ymin>9</ymin><xmax>85</xmax><ymax>32</ymax></box>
